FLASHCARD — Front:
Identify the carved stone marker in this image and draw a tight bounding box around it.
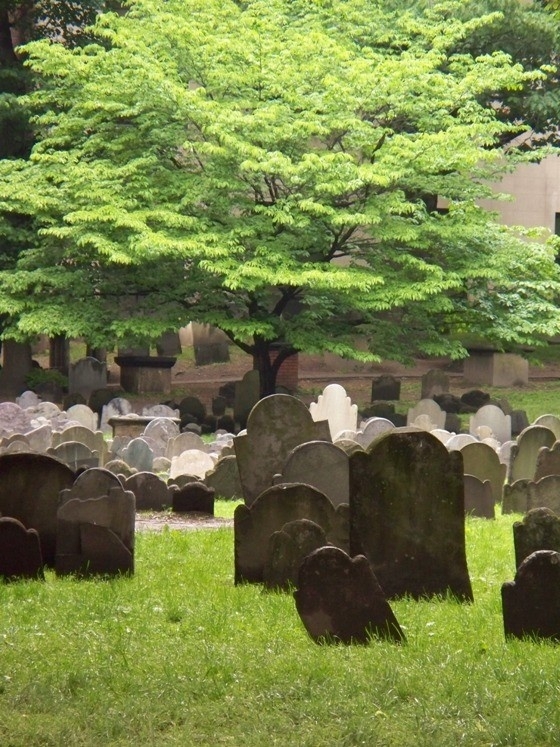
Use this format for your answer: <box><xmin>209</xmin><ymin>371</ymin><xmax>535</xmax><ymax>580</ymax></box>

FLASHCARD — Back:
<box><xmin>0</xmin><ymin>517</ymin><xmax>44</xmax><ymax>581</ymax></box>
<box><xmin>513</xmin><ymin>508</ymin><xmax>560</xmax><ymax>568</ymax></box>
<box><xmin>294</xmin><ymin>546</ymin><xmax>405</xmax><ymax>644</ymax></box>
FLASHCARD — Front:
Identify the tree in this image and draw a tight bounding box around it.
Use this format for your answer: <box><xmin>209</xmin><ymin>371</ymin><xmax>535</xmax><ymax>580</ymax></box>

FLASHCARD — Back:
<box><xmin>1</xmin><ymin>0</ymin><xmax>560</xmax><ymax>396</ymax></box>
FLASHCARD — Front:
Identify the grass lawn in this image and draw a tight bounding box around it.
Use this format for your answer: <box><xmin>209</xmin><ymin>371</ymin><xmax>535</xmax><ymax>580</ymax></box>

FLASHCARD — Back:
<box><xmin>1</xmin><ymin>510</ymin><xmax>560</xmax><ymax>746</ymax></box>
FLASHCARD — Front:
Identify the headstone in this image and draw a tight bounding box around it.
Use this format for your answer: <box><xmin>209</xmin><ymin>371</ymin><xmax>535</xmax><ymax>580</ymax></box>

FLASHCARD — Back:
<box><xmin>513</xmin><ymin>508</ymin><xmax>560</xmax><ymax>568</ymax></box>
<box><xmin>262</xmin><ymin>519</ymin><xmax>329</xmax><ymax>591</ymax></box>
<box><xmin>469</xmin><ymin>405</ymin><xmax>511</xmax><ymax>445</ymax></box>
<box><xmin>502</xmin><ymin>479</ymin><xmax>531</xmax><ymax>514</ymax></box>
<box><xmin>370</xmin><ymin>375</ymin><xmax>400</xmax><ymax>402</ymax></box>
<box><xmin>280</xmin><ymin>441</ymin><xmax>349</xmax><ymax>507</ymax></box>
<box><xmin>68</xmin><ymin>357</ymin><xmax>107</xmax><ymax>398</ymax></box>
<box><xmin>0</xmin><ymin>453</ymin><xmax>75</xmax><ymax>566</ymax></box>
<box><xmin>56</xmin><ymin>486</ymin><xmax>135</xmax><ymax>577</ymax></box>
<box><xmin>121</xmin><ymin>437</ymin><xmax>154</xmax><ymax>472</ymax></box>
<box><xmin>233</xmin><ymin>369</ymin><xmax>260</xmax><ymax>429</ymax></box>
<box><xmin>508</xmin><ymin>425</ymin><xmax>556</xmax><ymax>483</ymax></box>
<box><xmin>294</xmin><ymin>546</ymin><xmax>405</xmax><ymax>644</ymax></box>
<box><xmin>52</xmin><ymin>425</ymin><xmax>105</xmax><ymax>454</ymax></box>
<box><xmin>0</xmin><ymin>517</ymin><xmax>44</xmax><ymax>581</ymax></box>
<box><xmin>533</xmin><ymin>414</ymin><xmax>560</xmax><ymax>440</ymax></box>
<box><xmin>349</xmin><ymin>430</ymin><xmax>473</xmax><ymax>601</ymax></box>
<box><xmin>205</xmin><ymin>456</ymin><xmax>243</xmax><ymax>500</ymax></box>
<box><xmin>355</xmin><ymin>418</ymin><xmax>394</xmax><ymax>449</ymax></box>
<box><xmin>65</xmin><ymin>404</ymin><xmax>98</xmax><ymax>431</ymax></box>
<box><xmin>459</xmin><ymin>442</ymin><xmax>506</xmax><ymax>505</ymax></box>
<box><xmin>234</xmin><ymin>394</ymin><xmax>331</xmax><ymax>506</ymax></box>
<box><xmin>155</xmin><ymin>331</ymin><xmax>182</xmax><ymax>357</ymax></box>
<box><xmin>172</xmin><ymin>481</ymin><xmax>215</xmax><ymax>514</ymax></box>
<box><xmin>178</xmin><ymin>396</ymin><xmax>206</xmax><ymax>423</ymax></box>
<box><xmin>124</xmin><ymin>472</ymin><xmax>171</xmax><ymax>511</ymax></box>
<box><xmin>406</xmin><ymin>399</ymin><xmax>446</xmax><ymax>429</ymax></box>
<box><xmin>169</xmin><ymin>449</ymin><xmax>215</xmax><ymax>479</ymax></box>
<box><xmin>446</xmin><ymin>434</ymin><xmax>478</xmax><ymax>451</ymax></box>
<box><xmin>463</xmin><ymin>476</ymin><xmax>495</xmax><ymax>519</ymax></box>
<box><xmin>510</xmin><ymin>410</ymin><xmax>530</xmax><ymax>438</ymax></box>
<box><xmin>0</xmin><ymin>340</ymin><xmax>33</xmax><ymax>396</ymax></box>
<box><xmin>143</xmin><ymin>417</ymin><xmax>180</xmax><ymax>456</ymax></box>
<box><xmin>212</xmin><ymin>396</ymin><xmax>227</xmax><ymax>417</ymax></box>
<box><xmin>535</xmin><ymin>442</ymin><xmax>560</xmax><ymax>482</ymax></box>
<box><xmin>63</xmin><ymin>468</ymin><xmax>122</xmax><ymax>502</ymax></box>
<box><xmin>502</xmin><ymin>550</ymin><xmax>560</xmax><ymax>641</ymax></box>
<box><xmin>100</xmin><ymin>397</ymin><xmax>132</xmax><ymax>433</ymax></box>
<box><xmin>48</xmin><ymin>441</ymin><xmax>100</xmax><ymax>472</ymax></box>
<box><xmin>165</xmin><ymin>431</ymin><xmax>206</xmax><ymax>460</ymax></box>
<box><xmin>234</xmin><ymin>482</ymin><xmax>349</xmax><ymax>584</ymax></box>
<box><xmin>309</xmin><ymin>384</ymin><xmax>358</xmax><ymax>440</ymax></box>
<box><xmin>0</xmin><ymin>402</ymin><xmax>33</xmax><ymax>438</ymax></box>
<box><xmin>16</xmin><ymin>390</ymin><xmax>41</xmax><ymax>409</ymax></box>
<box><xmin>420</xmin><ymin>369</ymin><xmax>449</xmax><ymax>399</ymax></box>
<box><xmin>104</xmin><ymin>459</ymin><xmax>136</xmax><ymax>478</ymax></box>
<box><xmin>142</xmin><ymin>404</ymin><xmax>179</xmax><ymax>419</ymax></box>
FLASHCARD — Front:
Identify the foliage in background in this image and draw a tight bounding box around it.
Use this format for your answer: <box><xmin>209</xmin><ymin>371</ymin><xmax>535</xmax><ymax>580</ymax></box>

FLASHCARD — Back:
<box><xmin>1</xmin><ymin>1</ymin><xmax>560</xmax><ymax>394</ymax></box>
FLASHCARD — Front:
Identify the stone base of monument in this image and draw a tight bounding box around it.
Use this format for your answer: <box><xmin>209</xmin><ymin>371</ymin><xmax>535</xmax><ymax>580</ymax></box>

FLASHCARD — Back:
<box><xmin>115</xmin><ymin>356</ymin><xmax>176</xmax><ymax>394</ymax></box>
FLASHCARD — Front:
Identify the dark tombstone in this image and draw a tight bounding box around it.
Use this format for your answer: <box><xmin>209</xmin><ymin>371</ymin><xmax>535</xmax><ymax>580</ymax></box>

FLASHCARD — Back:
<box><xmin>294</xmin><ymin>546</ymin><xmax>405</xmax><ymax>644</ymax></box>
<box><xmin>461</xmin><ymin>390</ymin><xmax>490</xmax><ymax>409</ymax></box>
<box><xmin>421</xmin><ymin>369</ymin><xmax>449</xmax><ymax>399</ymax></box>
<box><xmin>263</xmin><ymin>519</ymin><xmax>328</xmax><ymax>591</ymax></box>
<box><xmin>172</xmin><ymin>482</ymin><xmax>215</xmax><ymax>514</ymax></box>
<box><xmin>511</xmin><ymin>410</ymin><xmax>530</xmax><ymax>438</ymax></box>
<box><xmin>62</xmin><ymin>392</ymin><xmax>87</xmax><ymax>410</ymax></box>
<box><xmin>56</xmin><ymin>487</ymin><xmax>135</xmax><ymax>577</ymax></box>
<box><xmin>218</xmin><ymin>381</ymin><xmax>237</xmax><ymax>409</ymax></box>
<box><xmin>212</xmin><ymin>396</ymin><xmax>227</xmax><ymax>417</ymax></box>
<box><xmin>89</xmin><ymin>387</ymin><xmax>124</xmax><ymax>415</ymax></box>
<box><xmin>349</xmin><ymin>429</ymin><xmax>473</xmax><ymax>601</ymax></box>
<box><xmin>234</xmin><ymin>482</ymin><xmax>349</xmax><ymax>584</ymax></box>
<box><xmin>0</xmin><ymin>517</ymin><xmax>44</xmax><ymax>581</ymax></box>
<box><xmin>370</xmin><ymin>375</ymin><xmax>400</xmax><ymax>402</ymax></box>
<box><xmin>463</xmin><ymin>475</ymin><xmax>495</xmax><ymax>519</ymax></box>
<box><xmin>68</xmin><ymin>357</ymin><xmax>107</xmax><ymax>398</ymax></box>
<box><xmin>216</xmin><ymin>414</ymin><xmax>236</xmax><ymax>433</ymax></box>
<box><xmin>182</xmin><ymin>422</ymin><xmax>202</xmax><ymax>435</ymax></box>
<box><xmin>534</xmin><ymin>442</ymin><xmax>560</xmax><ymax>482</ymax></box>
<box><xmin>156</xmin><ymin>331</ymin><xmax>182</xmax><ymax>357</ymax></box>
<box><xmin>234</xmin><ymin>370</ymin><xmax>261</xmax><ymax>430</ymax></box>
<box><xmin>360</xmin><ymin>402</ymin><xmax>395</xmax><ymax>420</ymax></box>
<box><xmin>502</xmin><ymin>550</ymin><xmax>560</xmax><ymax>641</ymax></box>
<box><xmin>445</xmin><ymin>413</ymin><xmax>462</xmax><ymax>434</ymax></box>
<box><xmin>0</xmin><ymin>453</ymin><xmax>75</xmax><ymax>567</ymax></box>
<box><xmin>124</xmin><ymin>472</ymin><xmax>171</xmax><ymax>511</ymax></box>
<box><xmin>433</xmin><ymin>393</ymin><xmax>463</xmax><ymax>414</ymax></box>
<box><xmin>0</xmin><ymin>340</ymin><xmax>33</xmax><ymax>396</ymax></box>
<box><xmin>513</xmin><ymin>508</ymin><xmax>560</xmax><ymax>568</ymax></box>
<box><xmin>179</xmin><ymin>395</ymin><xmax>206</xmax><ymax>423</ymax></box>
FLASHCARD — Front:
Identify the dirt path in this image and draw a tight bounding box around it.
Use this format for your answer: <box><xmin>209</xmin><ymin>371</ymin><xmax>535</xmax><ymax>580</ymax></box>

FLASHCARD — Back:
<box><xmin>135</xmin><ymin>512</ymin><xmax>233</xmax><ymax>532</ymax></box>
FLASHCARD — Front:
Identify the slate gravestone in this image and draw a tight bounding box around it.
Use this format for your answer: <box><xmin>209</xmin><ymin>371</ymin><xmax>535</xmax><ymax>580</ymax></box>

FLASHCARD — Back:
<box><xmin>165</xmin><ymin>431</ymin><xmax>206</xmax><ymax>460</ymax></box>
<box><xmin>406</xmin><ymin>399</ymin><xmax>446</xmax><ymax>429</ymax></box>
<box><xmin>421</xmin><ymin>369</ymin><xmax>449</xmax><ymax>399</ymax></box>
<box><xmin>263</xmin><ymin>519</ymin><xmax>329</xmax><ymax>591</ymax></box>
<box><xmin>68</xmin><ymin>357</ymin><xmax>107</xmax><ymax>398</ymax></box>
<box><xmin>172</xmin><ymin>482</ymin><xmax>215</xmax><ymax>514</ymax></box>
<box><xmin>121</xmin><ymin>438</ymin><xmax>154</xmax><ymax>472</ymax></box>
<box><xmin>0</xmin><ymin>453</ymin><xmax>75</xmax><ymax>566</ymax></box>
<box><xmin>355</xmin><ymin>418</ymin><xmax>394</xmax><ymax>449</ymax></box>
<box><xmin>234</xmin><ymin>482</ymin><xmax>349</xmax><ymax>584</ymax></box>
<box><xmin>64</xmin><ymin>467</ymin><xmax>122</xmax><ymax>501</ymax></box>
<box><xmin>463</xmin><ymin>476</ymin><xmax>495</xmax><ymax>519</ymax></box>
<box><xmin>502</xmin><ymin>479</ymin><xmax>531</xmax><ymax>514</ymax></box>
<box><xmin>502</xmin><ymin>550</ymin><xmax>560</xmax><ymax>641</ymax></box>
<box><xmin>294</xmin><ymin>546</ymin><xmax>405</xmax><ymax>644</ymax></box>
<box><xmin>309</xmin><ymin>384</ymin><xmax>358</xmax><ymax>440</ymax></box>
<box><xmin>533</xmin><ymin>414</ymin><xmax>560</xmax><ymax>441</ymax></box>
<box><xmin>371</xmin><ymin>375</ymin><xmax>400</xmax><ymax>402</ymax></box>
<box><xmin>234</xmin><ymin>394</ymin><xmax>331</xmax><ymax>506</ymax></box>
<box><xmin>100</xmin><ymin>397</ymin><xmax>132</xmax><ymax>432</ymax></box>
<box><xmin>178</xmin><ymin>396</ymin><xmax>206</xmax><ymax>423</ymax></box>
<box><xmin>534</xmin><ymin>442</ymin><xmax>560</xmax><ymax>482</ymax></box>
<box><xmin>459</xmin><ymin>442</ymin><xmax>506</xmax><ymax>505</ymax></box>
<box><xmin>280</xmin><ymin>441</ymin><xmax>349</xmax><ymax>508</ymax></box>
<box><xmin>469</xmin><ymin>404</ymin><xmax>511</xmax><ymax>444</ymax></box>
<box><xmin>513</xmin><ymin>508</ymin><xmax>560</xmax><ymax>569</ymax></box>
<box><xmin>508</xmin><ymin>425</ymin><xmax>556</xmax><ymax>483</ymax></box>
<box><xmin>65</xmin><ymin>404</ymin><xmax>98</xmax><ymax>431</ymax></box>
<box><xmin>205</xmin><ymin>456</ymin><xmax>243</xmax><ymax>500</ymax></box>
<box><xmin>0</xmin><ymin>517</ymin><xmax>44</xmax><ymax>581</ymax></box>
<box><xmin>56</xmin><ymin>486</ymin><xmax>135</xmax><ymax>577</ymax></box>
<box><xmin>234</xmin><ymin>369</ymin><xmax>260</xmax><ymax>429</ymax></box>
<box><xmin>349</xmin><ymin>430</ymin><xmax>473</xmax><ymax>601</ymax></box>
<box><xmin>212</xmin><ymin>396</ymin><xmax>227</xmax><ymax>417</ymax></box>
<box><xmin>48</xmin><ymin>441</ymin><xmax>100</xmax><ymax>472</ymax></box>
<box><xmin>510</xmin><ymin>410</ymin><xmax>530</xmax><ymax>438</ymax></box>
<box><xmin>143</xmin><ymin>417</ymin><xmax>180</xmax><ymax>452</ymax></box>
<box><xmin>53</xmin><ymin>425</ymin><xmax>105</xmax><ymax>453</ymax></box>
<box><xmin>124</xmin><ymin>472</ymin><xmax>171</xmax><ymax>511</ymax></box>
<box><xmin>169</xmin><ymin>449</ymin><xmax>215</xmax><ymax>480</ymax></box>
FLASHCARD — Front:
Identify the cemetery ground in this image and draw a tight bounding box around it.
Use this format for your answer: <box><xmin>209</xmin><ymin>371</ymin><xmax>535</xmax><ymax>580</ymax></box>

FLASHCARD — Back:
<box><xmin>1</xmin><ymin>510</ymin><xmax>560</xmax><ymax>747</ymax></box>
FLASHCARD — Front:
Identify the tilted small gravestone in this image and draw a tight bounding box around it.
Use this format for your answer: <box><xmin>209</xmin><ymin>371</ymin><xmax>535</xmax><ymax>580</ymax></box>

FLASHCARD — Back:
<box><xmin>513</xmin><ymin>508</ymin><xmax>560</xmax><ymax>569</ymax></box>
<box><xmin>463</xmin><ymin>475</ymin><xmax>495</xmax><ymax>519</ymax></box>
<box><xmin>349</xmin><ymin>429</ymin><xmax>473</xmax><ymax>601</ymax></box>
<box><xmin>309</xmin><ymin>384</ymin><xmax>358</xmax><ymax>440</ymax></box>
<box><xmin>370</xmin><ymin>375</ymin><xmax>400</xmax><ymax>402</ymax></box>
<box><xmin>0</xmin><ymin>517</ymin><xmax>44</xmax><ymax>581</ymax></box>
<box><xmin>234</xmin><ymin>482</ymin><xmax>349</xmax><ymax>584</ymax></box>
<box><xmin>172</xmin><ymin>481</ymin><xmax>215</xmax><ymax>514</ymax></box>
<box><xmin>502</xmin><ymin>550</ymin><xmax>560</xmax><ymax>641</ymax></box>
<box><xmin>263</xmin><ymin>519</ymin><xmax>329</xmax><ymax>591</ymax></box>
<box><xmin>294</xmin><ymin>546</ymin><xmax>405</xmax><ymax>644</ymax></box>
<box><xmin>279</xmin><ymin>441</ymin><xmax>349</xmax><ymax>508</ymax></box>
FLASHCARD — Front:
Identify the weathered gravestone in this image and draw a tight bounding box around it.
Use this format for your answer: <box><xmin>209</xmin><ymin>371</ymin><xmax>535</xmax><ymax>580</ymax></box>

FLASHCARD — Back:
<box><xmin>16</xmin><ymin>390</ymin><xmax>41</xmax><ymax>409</ymax></box>
<box><xmin>100</xmin><ymin>397</ymin><xmax>133</xmax><ymax>433</ymax></box>
<box><xmin>0</xmin><ymin>402</ymin><xmax>33</xmax><ymax>438</ymax></box>
<box><xmin>534</xmin><ymin>442</ymin><xmax>560</xmax><ymax>482</ymax></box>
<box><xmin>0</xmin><ymin>453</ymin><xmax>75</xmax><ymax>566</ymax></box>
<box><xmin>234</xmin><ymin>394</ymin><xmax>331</xmax><ymax>506</ymax></box>
<box><xmin>47</xmin><ymin>441</ymin><xmax>100</xmax><ymax>472</ymax></box>
<box><xmin>502</xmin><ymin>550</ymin><xmax>560</xmax><ymax>641</ymax></box>
<box><xmin>349</xmin><ymin>430</ymin><xmax>473</xmax><ymax>601</ymax></box>
<box><xmin>309</xmin><ymin>384</ymin><xmax>358</xmax><ymax>440</ymax></box>
<box><xmin>165</xmin><ymin>431</ymin><xmax>206</xmax><ymax>460</ymax></box>
<box><xmin>513</xmin><ymin>508</ymin><xmax>560</xmax><ymax>569</ymax></box>
<box><xmin>446</xmin><ymin>434</ymin><xmax>478</xmax><ymax>451</ymax></box>
<box><xmin>508</xmin><ymin>425</ymin><xmax>557</xmax><ymax>483</ymax></box>
<box><xmin>65</xmin><ymin>404</ymin><xmax>98</xmax><ymax>431</ymax></box>
<box><xmin>234</xmin><ymin>483</ymin><xmax>349</xmax><ymax>584</ymax></box>
<box><xmin>294</xmin><ymin>546</ymin><xmax>405</xmax><ymax>644</ymax></box>
<box><xmin>233</xmin><ymin>369</ymin><xmax>260</xmax><ymax>430</ymax></box>
<box><xmin>169</xmin><ymin>449</ymin><xmax>215</xmax><ymax>480</ymax></box>
<box><xmin>533</xmin><ymin>414</ymin><xmax>560</xmax><ymax>441</ymax></box>
<box><xmin>463</xmin><ymin>476</ymin><xmax>495</xmax><ymax>519</ymax></box>
<box><xmin>263</xmin><ymin>519</ymin><xmax>329</xmax><ymax>591</ymax></box>
<box><xmin>178</xmin><ymin>396</ymin><xmax>206</xmax><ymax>424</ymax></box>
<box><xmin>205</xmin><ymin>455</ymin><xmax>243</xmax><ymax>500</ymax></box>
<box><xmin>371</xmin><ymin>375</ymin><xmax>401</xmax><ymax>402</ymax></box>
<box><xmin>121</xmin><ymin>438</ymin><xmax>154</xmax><ymax>473</ymax></box>
<box><xmin>124</xmin><ymin>472</ymin><xmax>171</xmax><ymax>511</ymax></box>
<box><xmin>68</xmin><ymin>357</ymin><xmax>107</xmax><ymax>398</ymax></box>
<box><xmin>406</xmin><ymin>399</ymin><xmax>446</xmax><ymax>430</ymax></box>
<box><xmin>459</xmin><ymin>441</ymin><xmax>506</xmax><ymax>505</ymax></box>
<box><xmin>421</xmin><ymin>369</ymin><xmax>449</xmax><ymax>399</ymax></box>
<box><xmin>469</xmin><ymin>404</ymin><xmax>511</xmax><ymax>445</ymax></box>
<box><xmin>56</xmin><ymin>486</ymin><xmax>135</xmax><ymax>577</ymax></box>
<box><xmin>68</xmin><ymin>467</ymin><xmax>122</xmax><ymax>500</ymax></box>
<box><xmin>172</xmin><ymin>482</ymin><xmax>215</xmax><ymax>514</ymax></box>
<box><xmin>0</xmin><ymin>517</ymin><xmax>44</xmax><ymax>581</ymax></box>
<box><xmin>279</xmin><ymin>441</ymin><xmax>349</xmax><ymax>508</ymax></box>
<box><xmin>355</xmin><ymin>418</ymin><xmax>394</xmax><ymax>449</ymax></box>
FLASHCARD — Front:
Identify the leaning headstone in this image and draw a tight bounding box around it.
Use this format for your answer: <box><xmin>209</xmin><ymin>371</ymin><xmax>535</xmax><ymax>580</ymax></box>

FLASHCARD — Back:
<box><xmin>421</xmin><ymin>369</ymin><xmax>449</xmax><ymax>399</ymax></box>
<box><xmin>460</xmin><ymin>442</ymin><xmax>506</xmax><ymax>505</ymax></box>
<box><xmin>169</xmin><ymin>449</ymin><xmax>215</xmax><ymax>480</ymax></box>
<box><xmin>463</xmin><ymin>476</ymin><xmax>495</xmax><ymax>519</ymax></box>
<box><xmin>508</xmin><ymin>425</ymin><xmax>557</xmax><ymax>483</ymax></box>
<box><xmin>406</xmin><ymin>399</ymin><xmax>446</xmax><ymax>429</ymax></box>
<box><xmin>513</xmin><ymin>508</ymin><xmax>560</xmax><ymax>569</ymax></box>
<box><xmin>0</xmin><ymin>517</ymin><xmax>44</xmax><ymax>581</ymax></box>
<box><xmin>68</xmin><ymin>357</ymin><xmax>107</xmax><ymax>398</ymax></box>
<box><xmin>0</xmin><ymin>453</ymin><xmax>75</xmax><ymax>566</ymax></box>
<box><xmin>534</xmin><ymin>442</ymin><xmax>560</xmax><ymax>482</ymax></box>
<box><xmin>349</xmin><ymin>429</ymin><xmax>473</xmax><ymax>601</ymax></box>
<box><xmin>234</xmin><ymin>482</ymin><xmax>349</xmax><ymax>584</ymax></box>
<box><xmin>502</xmin><ymin>550</ymin><xmax>560</xmax><ymax>641</ymax></box>
<box><xmin>370</xmin><ymin>375</ymin><xmax>400</xmax><ymax>402</ymax></box>
<box><xmin>205</xmin><ymin>456</ymin><xmax>243</xmax><ymax>500</ymax></box>
<box><xmin>294</xmin><ymin>546</ymin><xmax>405</xmax><ymax>644</ymax></box>
<box><xmin>234</xmin><ymin>394</ymin><xmax>331</xmax><ymax>506</ymax></box>
<box><xmin>172</xmin><ymin>482</ymin><xmax>215</xmax><ymax>514</ymax></box>
<box><xmin>56</xmin><ymin>487</ymin><xmax>135</xmax><ymax>577</ymax></box>
<box><xmin>280</xmin><ymin>441</ymin><xmax>349</xmax><ymax>508</ymax></box>
<box><xmin>309</xmin><ymin>384</ymin><xmax>358</xmax><ymax>440</ymax></box>
<box><xmin>124</xmin><ymin>472</ymin><xmax>171</xmax><ymax>511</ymax></box>
<box><xmin>469</xmin><ymin>405</ymin><xmax>511</xmax><ymax>445</ymax></box>
<box><xmin>263</xmin><ymin>519</ymin><xmax>329</xmax><ymax>591</ymax></box>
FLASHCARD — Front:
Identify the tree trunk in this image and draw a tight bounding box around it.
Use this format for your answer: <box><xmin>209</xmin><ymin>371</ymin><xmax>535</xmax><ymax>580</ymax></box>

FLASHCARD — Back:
<box><xmin>0</xmin><ymin>10</ymin><xmax>17</xmax><ymax>64</ymax></box>
<box><xmin>252</xmin><ymin>344</ymin><xmax>276</xmax><ymax>399</ymax></box>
